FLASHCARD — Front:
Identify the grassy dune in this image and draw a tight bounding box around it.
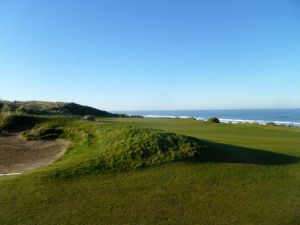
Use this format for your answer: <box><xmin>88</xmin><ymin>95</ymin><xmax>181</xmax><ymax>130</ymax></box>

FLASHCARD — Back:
<box><xmin>0</xmin><ymin>118</ymin><xmax>300</xmax><ymax>225</ymax></box>
<box><xmin>0</xmin><ymin>100</ymin><xmax>117</xmax><ymax>117</ymax></box>
<box><xmin>20</xmin><ymin>117</ymin><xmax>205</xmax><ymax>176</ymax></box>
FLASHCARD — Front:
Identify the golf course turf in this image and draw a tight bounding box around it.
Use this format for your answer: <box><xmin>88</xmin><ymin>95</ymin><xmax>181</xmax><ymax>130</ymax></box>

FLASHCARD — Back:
<box><xmin>0</xmin><ymin>117</ymin><xmax>300</xmax><ymax>225</ymax></box>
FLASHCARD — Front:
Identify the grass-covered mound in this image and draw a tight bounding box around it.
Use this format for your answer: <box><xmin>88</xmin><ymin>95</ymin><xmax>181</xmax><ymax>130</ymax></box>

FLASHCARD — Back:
<box><xmin>0</xmin><ymin>114</ymin><xmax>39</xmax><ymax>131</ymax></box>
<box><xmin>0</xmin><ymin>100</ymin><xmax>117</xmax><ymax>117</ymax></box>
<box><xmin>21</xmin><ymin>118</ymin><xmax>207</xmax><ymax>179</ymax></box>
<box><xmin>23</xmin><ymin>125</ymin><xmax>64</xmax><ymax>140</ymax></box>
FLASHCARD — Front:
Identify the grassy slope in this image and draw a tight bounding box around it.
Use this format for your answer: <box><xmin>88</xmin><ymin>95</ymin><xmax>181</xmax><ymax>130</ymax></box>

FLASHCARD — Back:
<box><xmin>1</xmin><ymin>118</ymin><xmax>300</xmax><ymax>225</ymax></box>
<box><xmin>20</xmin><ymin>118</ymin><xmax>206</xmax><ymax>178</ymax></box>
<box><xmin>112</xmin><ymin>118</ymin><xmax>300</xmax><ymax>156</ymax></box>
<box><xmin>0</xmin><ymin>100</ymin><xmax>116</xmax><ymax>117</ymax></box>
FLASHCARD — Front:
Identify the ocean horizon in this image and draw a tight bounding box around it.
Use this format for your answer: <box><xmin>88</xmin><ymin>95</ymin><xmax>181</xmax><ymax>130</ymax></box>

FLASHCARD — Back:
<box><xmin>115</xmin><ymin>108</ymin><xmax>300</xmax><ymax>127</ymax></box>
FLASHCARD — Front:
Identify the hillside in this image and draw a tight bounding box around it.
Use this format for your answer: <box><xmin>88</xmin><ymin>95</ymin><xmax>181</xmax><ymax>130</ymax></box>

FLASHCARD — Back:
<box><xmin>0</xmin><ymin>100</ymin><xmax>117</xmax><ymax>117</ymax></box>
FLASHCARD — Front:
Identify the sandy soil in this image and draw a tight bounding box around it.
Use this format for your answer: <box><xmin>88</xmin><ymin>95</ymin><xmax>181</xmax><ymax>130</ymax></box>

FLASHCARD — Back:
<box><xmin>0</xmin><ymin>133</ymin><xmax>68</xmax><ymax>174</ymax></box>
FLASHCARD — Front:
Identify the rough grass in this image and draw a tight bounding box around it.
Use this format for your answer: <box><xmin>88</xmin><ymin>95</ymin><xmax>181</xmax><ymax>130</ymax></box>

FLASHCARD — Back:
<box><xmin>20</xmin><ymin>118</ymin><xmax>208</xmax><ymax>179</ymax></box>
<box><xmin>0</xmin><ymin>100</ymin><xmax>117</xmax><ymax>117</ymax></box>
<box><xmin>0</xmin><ymin>114</ymin><xmax>39</xmax><ymax>131</ymax></box>
<box><xmin>0</xmin><ymin>118</ymin><xmax>300</xmax><ymax>225</ymax></box>
<box><xmin>23</xmin><ymin>125</ymin><xmax>64</xmax><ymax>140</ymax></box>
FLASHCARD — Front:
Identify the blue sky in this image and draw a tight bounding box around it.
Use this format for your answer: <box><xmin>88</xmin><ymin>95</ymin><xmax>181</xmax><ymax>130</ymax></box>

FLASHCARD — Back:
<box><xmin>0</xmin><ymin>0</ymin><xmax>299</xmax><ymax>111</ymax></box>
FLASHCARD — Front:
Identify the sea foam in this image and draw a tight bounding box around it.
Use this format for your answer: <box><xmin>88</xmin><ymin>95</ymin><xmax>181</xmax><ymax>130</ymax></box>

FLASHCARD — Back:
<box><xmin>142</xmin><ymin>115</ymin><xmax>300</xmax><ymax>127</ymax></box>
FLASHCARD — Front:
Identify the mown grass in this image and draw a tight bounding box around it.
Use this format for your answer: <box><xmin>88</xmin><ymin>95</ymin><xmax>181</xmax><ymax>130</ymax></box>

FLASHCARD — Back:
<box><xmin>111</xmin><ymin>118</ymin><xmax>300</xmax><ymax>156</ymax></box>
<box><xmin>0</xmin><ymin>118</ymin><xmax>300</xmax><ymax>225</ymax></box>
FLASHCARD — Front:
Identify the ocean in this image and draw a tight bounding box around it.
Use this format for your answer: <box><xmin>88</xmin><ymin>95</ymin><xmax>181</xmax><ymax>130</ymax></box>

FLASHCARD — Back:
<box><xmin>117</xmin><ymin>109</ymin><xmax>300</xmax><ymax>127</ymax></box>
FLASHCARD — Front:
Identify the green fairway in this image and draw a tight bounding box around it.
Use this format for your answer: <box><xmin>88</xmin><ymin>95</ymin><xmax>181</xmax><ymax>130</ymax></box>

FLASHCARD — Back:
<box><xmin>1</xmin><ymin>118</ymin><xmax>300</xmax><ymax>225</ymax></box>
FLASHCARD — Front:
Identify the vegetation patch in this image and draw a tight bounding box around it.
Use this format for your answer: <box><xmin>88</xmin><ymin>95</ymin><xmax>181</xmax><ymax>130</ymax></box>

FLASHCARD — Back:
<box><xmin>23</xmin><ymin>125</ymin><xmax>64</xmax><ymax>140</ymax></box>
<box><xmin>21</xmin><ymin>119</ymin><xmax>208</xmax><ymax>179</ymax></box>
<box><xmin>207</xmin><ymin>117</ymin><xmax>220</xmax><ymax>123</ymax></box>
<box><xmin>0</xmin><ymin>114</ymin><xmax>39</xmax><ymax>131</ymax></box>
<box><xmin>266</xmin><ymin>122</ymin><xmax>277</xmax><ymax>126</ymax></box>
<box><xmin>0</xmin><ymin>100</ymin><xmax>119</xmax><ymax>117</ymax></box>
<box><xmin>83</xmin><ymin>115</ymin><xmax>96</xmax><ymax>121</ymax></box>
<box><xmin>51</xmin><ymin>126</ymin><xmax>207</xmax><ymax>178</ymax></box>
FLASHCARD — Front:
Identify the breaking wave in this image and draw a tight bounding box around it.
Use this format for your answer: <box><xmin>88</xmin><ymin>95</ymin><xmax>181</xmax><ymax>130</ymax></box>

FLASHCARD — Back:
<box><xmin>142</xmin><ymin>115</ymin><xmax>300</xmax><ymax>127</ymax></box>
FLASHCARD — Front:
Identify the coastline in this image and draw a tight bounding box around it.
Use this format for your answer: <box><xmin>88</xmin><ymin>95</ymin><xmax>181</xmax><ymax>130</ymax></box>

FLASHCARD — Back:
<box><xmin>131</xmin><ymin>114</ymin><xmax>300</xmax><ymax>128</ymax></box>
<box><xmin>115</xmin><ymin>109</ymin><xmax>300</xmax><ymax>128</ymax></box>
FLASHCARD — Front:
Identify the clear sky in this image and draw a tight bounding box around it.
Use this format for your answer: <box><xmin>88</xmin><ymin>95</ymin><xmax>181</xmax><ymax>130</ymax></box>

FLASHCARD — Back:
<box><xmin>0</xmin><ymin>0</ymin><xmax>299</xmax><ymax>111</ymax></box>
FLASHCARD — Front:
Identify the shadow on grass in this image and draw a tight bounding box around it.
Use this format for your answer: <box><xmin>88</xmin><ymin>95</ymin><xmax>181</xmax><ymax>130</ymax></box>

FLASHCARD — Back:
<box><xmin>190</xmin><ymin>141</ymin><xmax>300</xmax><ymax>165</ymax></box>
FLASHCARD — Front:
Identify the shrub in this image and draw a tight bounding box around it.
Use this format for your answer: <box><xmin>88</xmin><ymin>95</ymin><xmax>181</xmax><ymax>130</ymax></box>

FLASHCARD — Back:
<box><xmin>207</xmin><ymin>117</ymin><xmax>220</xmax><ymax>123</ymax></box>
<box><xmin>23</xmin><ymin>125</ymin><xmax>64</xmax><ymax>140</ymax></box>
<box><xmin>83</xmin><ymin>115</ymin><xmax>96</xmax><ymax>121</ymax></box>
<box><xmin>0</xmin><ymin>129</ymin><xmax>8</xmax><ymax>136</ymax></box>
<box><xmin>130</xmin><ymin>115</ymin><xmax>144</xmax><ymax>118</ymax></box>
<box><xmin>266</xmin><ymin>122</ymin><xmax>277</xmax><ymax>126</ymax></box>
<box><xmin>0</xmin><ymin>114</ymin><xmax>39</xmax><ymax>131</ymax></box>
